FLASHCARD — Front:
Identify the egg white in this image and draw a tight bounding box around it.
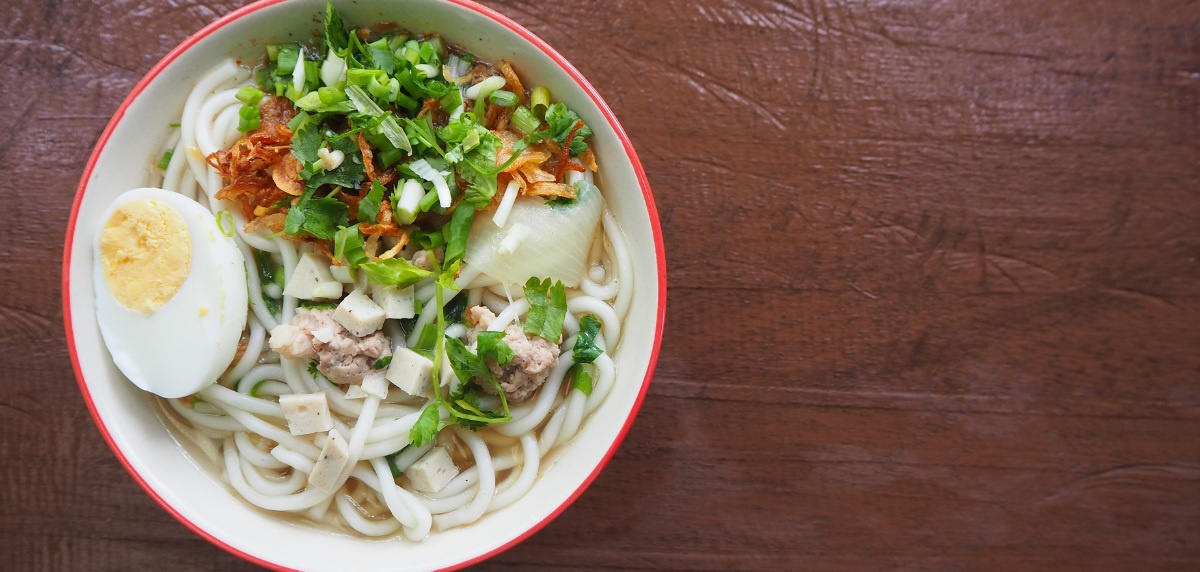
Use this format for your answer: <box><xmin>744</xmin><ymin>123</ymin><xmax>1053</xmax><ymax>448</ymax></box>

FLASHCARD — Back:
<box><xmin>93</xmin><ymin>187</ymin><xmax>248</xmax><ymax>398</ymax></box>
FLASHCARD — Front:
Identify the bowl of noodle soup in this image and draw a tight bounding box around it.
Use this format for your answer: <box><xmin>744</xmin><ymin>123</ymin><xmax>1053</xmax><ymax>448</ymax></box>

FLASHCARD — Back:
<box><xmin>62</xmin><ymin>0</ymin><xmax>665</xmax><ymax>569</ymax></box>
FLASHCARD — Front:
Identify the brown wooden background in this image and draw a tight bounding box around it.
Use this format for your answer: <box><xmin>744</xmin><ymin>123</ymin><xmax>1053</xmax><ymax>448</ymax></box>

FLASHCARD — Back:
<box><xmin>3</xmin><ymin>0</ymin><xmax>1199</xmax><ymax>569</ymax></box>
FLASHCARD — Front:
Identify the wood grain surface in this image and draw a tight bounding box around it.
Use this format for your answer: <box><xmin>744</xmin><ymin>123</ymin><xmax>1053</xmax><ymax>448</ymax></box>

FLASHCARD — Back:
<box><xmin>3</xmin><ymin>0</ymin><xmax>1199</xmax><ymax>569</ymax></box>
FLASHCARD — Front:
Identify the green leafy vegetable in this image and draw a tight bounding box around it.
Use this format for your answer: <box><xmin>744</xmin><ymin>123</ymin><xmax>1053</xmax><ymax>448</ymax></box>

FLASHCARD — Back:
<box><xmin>543</xmin><ymin>102</ymin><xmax>593</xmax><ymax>157</ymax></box>
<box><xmin>291</xmin><ymin>122</ymin><xmax>323</xmax><ymax>164</ymax></box>
<box><xmin>284</xmin><ymin>190</ymin><xmax>349</xmax><ymax>240</ymax></box>
<box><xmin>358</xmin><ymin>179</ymin><xmax>386</xmax><ymax>223</ymax></box>
<box><xmin>570</xmin><ymin>364</ymin><xmax>593</xmax><ymax>396</ymax></box>
<box><xmin>444</xmin><ymin>337</ymin><xmax>511</xmax><ymax>423</ymax></box>
<box><xmin>409</xmin><ymin>404</ymin><xmax>449</xmax><ymax>447</ymax></box>
<box><xmin>457</xmin><ymin>132</ymin><xmax>500</xmax><ymax>208</ymax></box>
<box><xmin>573</xmin><ymin>314</ymin><xmax>603</xmax><ymax>364</ymax></box>
<box><xmin>477</xmin><ymin>331</ymin><xmax>514</xmax><ymax>366</ymax></box>
<box><xmin>302</xmin><ymin>136</ymin><xmax>365</xmax><ymax>190</ymax></box>
<box><xmin>437</xmin><ymin>259</ymin><xmax>462</xmax><ymax>292</ymax></box>
<box><xmin>445</xmin><ymin>338</ymin><xmax>496</xmax><ymax>390</ymax></box>
<box><xmin>372</xmin><ymin>355</ymin><xmax>393</xmax><ymax>370</ymax></box>
<box><xmin>523</xmin><ymin>277</ymin><xmax>568</xmax><ymax>343</ymax></box>
<box><xmin>359</xmin><ymin>257</ymin><xmax>433</xmax><ymax>288</ymax></box>
<box><xmin>324</xmin><ymin>1</ymin><xmax>350</xmax><ymax>56</ymax></box>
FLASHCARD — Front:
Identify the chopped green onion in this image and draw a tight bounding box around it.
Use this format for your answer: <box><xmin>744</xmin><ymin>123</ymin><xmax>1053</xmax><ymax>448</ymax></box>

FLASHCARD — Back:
<box><xmin>393</xmin><ymin>179</ymin><xmax>424</xmax><ymax>225</ymax></box>
<box><xmin>294</xmin><ymin>91</ymin><xmax>322</xmax><ymax>111</ymax></box>
<box><xmin>215</xmin><ymin>211</ymin><xmax>235</xmax><ymax>237</ymax></box>
<box><xmin>440</xmin><ymin>89</ymin><xmax>462</xmax><ymax>113</ymax></box>
<box><xmin>510</xmin><ymin>106</ymin><xmax>540</xmax><ymax>136</ymax></box>
<box><xmin>236</xmin><ymin>85</ymin><xmax>264</xmax><ymax>105</ymax></box>
<box><xmin>385</xmin><ymin>452</ymin><xmax>404</xmax><ymax>478</ymax></box>
<box><xmin>378</xmin><ymin>146</ymin><xmax>405</xmax><ymax>168</ymax></box>
<box><xmin>237</xmin><ymin>105</ymin><xmax>260</xmax><ymax>132</ymax></box>
<box><xmin>156</xmin><ymin>148</ymin><xmax>174</xmax><ymax>170</ymax></box>
<box><xmin>418</xmin><ymin>187</ymin><xmax>440</xmax><ymax>213</ymax></box>
<box><xmin>408</xmin><ymin>158</ymin><xmax>452</xmax><ymax>208</ymax></box>
<box><xmin>286</xmin><ymin>111</ymin><xmax>313</xmax><ymax>132</ymax></box>
<box><xmin>276</xmin><ymin>45</ymin><xmax>300</xmax><ymax>75</ymax></box>
<box><xmin>530</xmin><ymin>86</ymin><xmax>551</xmax><ymax>117</ymax></box>
<box><xmin>488</xmin><ymin>89</ymin><xmax>518</xmax><ymax>108</ymax></box>
<box><xmin>317</xmin><ymin>86</ymin><xmax>347</xmax><ymax>105</ymax></box>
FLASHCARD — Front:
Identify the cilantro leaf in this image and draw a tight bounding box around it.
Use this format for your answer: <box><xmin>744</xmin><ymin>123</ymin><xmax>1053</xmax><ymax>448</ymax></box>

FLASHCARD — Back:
<box><xmin>573</xmin><ymin>314</ymin><xmax>603</xmax><ymax>364</ymax></box>
<box><xmin>570</xmin><ymin>364</ymin><xmax>593</xmax><ymax>396</ymax></box>
<box><xmin>523</xmin><ymin>277</ymin><xmax>568</xmax><ymax>343</ymax></box>
<box><xmin>448</xmin><ymin>384</ymin><xmax>488</xmax><ymax>430</ymax></box>
<box><xmin>409</xmin><ymin>404</ymin><xmax>449</xmax><ymax>447</ymax></box>
<box><xmin>445</xmin><ymin>337</ymin><xmax>496</xmax><ymax>387</ymax></box>
<box><xmin>358</xmin><ymin>179</ymin><xmax>386</xmax><ymax>223</ymax></box>
<box><xmin>368</xmin><ymin>45</ymin><xmax>400</xmax><ymax>75</ymax></box>
<box><xmin>444</xmin><ymin>337</ymin><xmax>512</xmax><ymax>425</ymax></box>
<box><xmin>437</xmin><ymin>259</ymin><xmax>462</xmax><ymax>292</ymax></box>
<box><xmin>303</xmin><ymin>135</ymin><xmax>365</xmax><ymax>190</ymax></box>
<box><xmin>543</xmin><ymin>103</ymin><xmax>593</xmax><ymax>157</ymax></box>
<box><xmin>477</xmin><ymin>331</ymin><xmax>514</xmax><ymax>366</ymax></box>
<box><xmin>359</xmin><ymin>258</ymin><xmax>434</xmax><ymax>288</ymax></box>
<box><xmin>404</xmin><ymin>116</ymin><xmax>443</xmax><ymax>156</ymax></box>
<box><xmin>324</xmin><ymin>1</ymin><xmax>350</xmax><ymax>56</ymax></box>
<box><xmin>291</xmin><ymin>122</ymin><xmax>323</xmax><ymax>164</ymax></box>
<box><xmin>457</xmin><ymin>129</ymin><xmax>500</xmax><ymax>208</ymax></box>
<box><xmin>284</xmin><ymin>191</ymin><xmax>349</xmax><ymax>240</ymax></box>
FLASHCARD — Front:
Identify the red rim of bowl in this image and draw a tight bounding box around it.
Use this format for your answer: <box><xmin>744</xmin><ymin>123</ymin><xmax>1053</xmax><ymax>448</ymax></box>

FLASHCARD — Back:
<box><xmin>60</xmin><ymin>0</ymin><xmax>667</xmax><ymax>570</ymax></box>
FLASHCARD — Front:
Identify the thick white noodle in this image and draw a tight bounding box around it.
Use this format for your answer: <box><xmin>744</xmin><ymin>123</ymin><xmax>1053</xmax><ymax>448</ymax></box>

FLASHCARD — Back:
<box><xmin>488</xmin><ymin>434</ymin><xmax>539</xmax><ymax>511</ymax></box>
<box><xmin>236</xmin><ymin>364</ymin><xmax>286</xmax><ymax>394</ymax></box>
<box><xmin>241</xmin><ymin>240</ymin><xmax>280</xmax><ymax>331</ymax></box>
<box><xmin>222</xmin><ymin>317</ymin><xmax>266</xmax><ymax>385</ymax></box>
<box><xmin>555</xmin><ymin>390</ymin><xmax>589</xmax><ymax>448</ymax></box>
<box><xmin>603</xmin><ymin>211</ymin><xmax>633</xmax><ymax>322</ymax></box>
<box><xmin>234</xmin><ymin>431</ymin><xmax>288</xmax><ymax>469</ymax></box>
<box><xmin>239</xmin><ymin>455</ymin><xmax>306</xmax><ymax>496</ymax></box>
<box><xmin>335</xmin><ymin>493</ymin><xmax>403</xmax><ymax>537</ymax></box>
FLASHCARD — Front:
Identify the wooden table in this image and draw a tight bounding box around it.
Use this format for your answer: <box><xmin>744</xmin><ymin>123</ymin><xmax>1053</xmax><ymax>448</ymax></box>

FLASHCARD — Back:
<box><xmin>4</xmin><ymin>0</ymin><xmax>1199</xmax><ymax>569</ymax></box>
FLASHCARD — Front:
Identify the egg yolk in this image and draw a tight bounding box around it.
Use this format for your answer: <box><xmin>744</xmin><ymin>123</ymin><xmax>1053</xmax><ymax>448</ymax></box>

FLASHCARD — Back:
<box><xmin>98</xmin><ymin>199</ymin><xmax>192</xmax><ymax>314</ymax></box>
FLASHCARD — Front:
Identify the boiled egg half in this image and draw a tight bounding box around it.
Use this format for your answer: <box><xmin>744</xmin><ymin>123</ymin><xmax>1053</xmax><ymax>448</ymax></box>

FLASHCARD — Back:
<box><xmin>93</xmin><ymin>187</ymin><xmax>248</xmax><ymax>398</ymax></box>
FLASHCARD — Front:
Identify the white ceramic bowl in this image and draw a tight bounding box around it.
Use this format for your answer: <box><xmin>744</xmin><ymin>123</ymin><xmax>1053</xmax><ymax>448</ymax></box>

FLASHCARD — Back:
<box><xmin>62</xmin><ymin>1</ymin><xmax>666</xmax><ymax>569</ymax></box>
